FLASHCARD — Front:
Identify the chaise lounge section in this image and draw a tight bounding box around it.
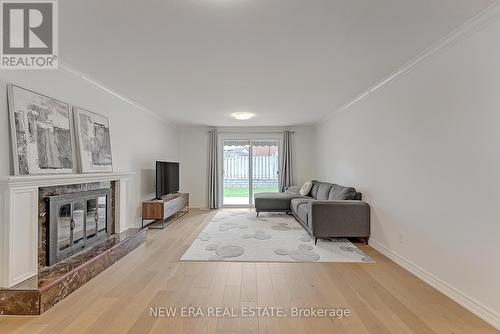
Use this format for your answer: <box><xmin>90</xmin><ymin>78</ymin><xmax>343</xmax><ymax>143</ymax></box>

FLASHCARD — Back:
<box><xmin>254</xmin><ymin>188</ymin><xmax>306</xmax><ymax>214</ymax></box>
<box><xmin>255</xmin><ymin>180</ymin><xmax>370</xmax><ymax>244</ymax></box>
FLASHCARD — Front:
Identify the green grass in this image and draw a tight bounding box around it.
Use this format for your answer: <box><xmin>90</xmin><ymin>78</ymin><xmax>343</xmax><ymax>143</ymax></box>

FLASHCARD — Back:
<box><xmin>224</xmin><ymin>187</ymin><xmax>278</xmax><ymax>197</ymax></box>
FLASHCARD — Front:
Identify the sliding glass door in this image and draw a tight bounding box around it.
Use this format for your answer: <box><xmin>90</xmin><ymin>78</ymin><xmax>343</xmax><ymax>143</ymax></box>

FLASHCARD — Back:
<box><xmin>222</xmin><ymin>140</ymin><xmax>251</xmax><ymax>205</ymax></box>
<box><xmin>221</xmin><ymin>138</ymin><xmax>280</xmax><ymax>207</ymax></box>
<box><xmin>251</xmin><ymin>140</ymin><xmax>279</xmax><ymax>205</ymax></box>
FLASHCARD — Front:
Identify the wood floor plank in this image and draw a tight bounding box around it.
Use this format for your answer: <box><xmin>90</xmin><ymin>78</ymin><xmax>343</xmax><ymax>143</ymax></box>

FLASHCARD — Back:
<box><xmin>255</xmin><ymin>264</ymin><xmax>281</xmax><ymax>334</ymax></box>
<box><xmin>0</xmin><ymin>209</ymin><xmax>497</xmax><ymax>334</ymax></box>
<box><xmin>269</xmin><ymin>264</ymin><xmax>308</xmax><ymax>334</ymax></box>
<box><xmin>240</xmin><ymin>263</ymin><xmax>257</xmax><ymax>303</ymax></box>
<box><xmin>196</xmin><ymin>263</ymin><xmax>230</xmax><ymax>334</ymax></box>
<box><xmin>285</xmin><ymin>263</ymin><xmax>349</xmax><ymax>334</ymax></box>
<box><xmin>60</xmin><ymin>297</ymin><xmax>117</xmax><ymax>334</ymax></box>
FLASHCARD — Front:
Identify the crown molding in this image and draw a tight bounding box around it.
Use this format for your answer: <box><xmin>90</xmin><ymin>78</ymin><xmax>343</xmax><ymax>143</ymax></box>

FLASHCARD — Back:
<box><xmin>59</xmin><ymin>61</ymin><xmax>175</xmax><ymax>127</ymax></box>
<box><xmin>317</xmin><ymin>1</ymin><xmax>500</xmax><ymax>126</ymax></box>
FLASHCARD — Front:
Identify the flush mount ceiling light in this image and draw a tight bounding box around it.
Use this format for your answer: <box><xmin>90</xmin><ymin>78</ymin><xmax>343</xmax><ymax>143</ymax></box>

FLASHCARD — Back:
<box><xmin>231</xmin><ymin>112</ymin><xmax>255</xmax><ymax>120</ymax></box>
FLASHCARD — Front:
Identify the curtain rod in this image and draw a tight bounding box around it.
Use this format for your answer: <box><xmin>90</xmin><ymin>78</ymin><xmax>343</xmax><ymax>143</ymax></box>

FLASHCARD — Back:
<box><xmin>208</xmin><ymin>130</ymin><xmax>295</xmax><ymax>134</ymax></box>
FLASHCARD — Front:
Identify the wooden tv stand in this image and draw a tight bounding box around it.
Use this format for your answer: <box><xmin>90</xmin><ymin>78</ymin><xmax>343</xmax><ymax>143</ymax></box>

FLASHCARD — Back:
<box><xmin>142</xmin><ymin>193</ymin><xmax>189</xmax><ymax>229</ymax></box>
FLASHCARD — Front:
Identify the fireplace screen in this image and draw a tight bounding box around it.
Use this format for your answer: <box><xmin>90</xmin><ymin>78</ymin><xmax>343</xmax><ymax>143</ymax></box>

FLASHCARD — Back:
<box><xmin>48</xmin><ymin>189</ymin><xmax>112</xmax><ymax>266</ymax></box>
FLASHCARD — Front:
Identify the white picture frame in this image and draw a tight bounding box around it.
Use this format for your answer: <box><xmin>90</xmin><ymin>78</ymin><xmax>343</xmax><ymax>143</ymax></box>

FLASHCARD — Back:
<box><xmin>73</xmin><ymin>107</ymin><xmax>113</xmax><ymax>173</ymax></box>
<box><xmin>7</xmin><ymin>84</ymin><xmax>74</xmax><ymax>175</ymax></box>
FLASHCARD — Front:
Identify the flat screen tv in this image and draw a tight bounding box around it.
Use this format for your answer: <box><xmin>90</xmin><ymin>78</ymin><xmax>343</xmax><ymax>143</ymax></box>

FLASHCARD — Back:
<box><xmin>156</xmin><ymin>161</ymin><xmax>179</xmax><ymax>199</ymax></box>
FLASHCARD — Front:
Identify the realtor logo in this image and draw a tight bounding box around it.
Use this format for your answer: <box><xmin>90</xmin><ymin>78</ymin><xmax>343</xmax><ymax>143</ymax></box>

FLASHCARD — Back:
<box><xmin>1</xmin><ymin>0</ymin><xmax>58</xmax><ymax>69</ymax></box>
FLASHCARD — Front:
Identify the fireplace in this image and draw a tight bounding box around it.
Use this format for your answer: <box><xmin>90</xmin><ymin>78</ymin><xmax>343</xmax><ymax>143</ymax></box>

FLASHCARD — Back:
<box><xmin>0</xmin><ymin>172</ymin><xmax>134</xmax><ymax>289</ymax></box>
<box><xmin>0</xmin><ymin>173</ymin><xmax>150</xmax><ymax>315</ymax></box>
<box><xmin>47</xmin><ymin>189</ymin><xmax>112</xmax><ymax>266</ymax></box>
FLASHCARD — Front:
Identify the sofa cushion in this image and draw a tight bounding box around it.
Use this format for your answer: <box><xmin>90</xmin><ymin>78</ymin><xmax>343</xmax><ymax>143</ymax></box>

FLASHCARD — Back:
<box><xmin>297</xmin><ymin>203</ymin><xmax>309</xmax><ymax>227</ymax></box>
<box><xmin>328</xmin><ymin>184</ymin><xmax>357</xmax><ymax>200</ymax></box>
<box><xmin>310</xmin><ymin>180</ymin><xmax>321</xmax><ymax>199</ymax></box>
<box><xmin>317</xmin><ymin>183</ymin><xmax>334</xmax><ymax>200</ymax></box>
<box><xmin>290</xmin><ymin>198</ymin><xmax>315</xmax><ymax>214</ymax></box>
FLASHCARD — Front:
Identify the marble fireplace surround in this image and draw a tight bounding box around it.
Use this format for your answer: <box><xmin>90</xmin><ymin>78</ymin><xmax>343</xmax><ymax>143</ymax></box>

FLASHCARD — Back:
<box><xmin>0</xmin><ymin>172</ymin><xmax>135</xmax><ymax>288</ymax></box>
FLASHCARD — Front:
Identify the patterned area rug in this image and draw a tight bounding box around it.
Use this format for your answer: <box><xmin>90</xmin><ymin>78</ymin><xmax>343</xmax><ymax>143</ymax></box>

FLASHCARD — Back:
<box><xmin>181</xmin><ymin>210</ymin><xmax>375</xmax><ymax>263</ymax></box>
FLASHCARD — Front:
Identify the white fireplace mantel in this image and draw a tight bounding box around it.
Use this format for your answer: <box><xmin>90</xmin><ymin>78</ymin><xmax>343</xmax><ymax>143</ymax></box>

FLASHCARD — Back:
<box><xmin>0</xmin><ymin>171</ymin><xmax>135</xmax><ymax>187</ymax></box>
<box><xmin>0</xmin><ymin>172</ymin><xmax>135</xmax><ymax>288</ymax></box>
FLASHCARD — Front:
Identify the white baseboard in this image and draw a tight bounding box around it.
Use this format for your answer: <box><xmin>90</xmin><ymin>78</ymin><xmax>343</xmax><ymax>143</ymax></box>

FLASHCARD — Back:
<box><xmin>369</xmin><ymin>239</ymin><xmax>500</xmax><ymax>330</ymax></box>
<box><xmin>190</xmin><ymin>205</ymin><xmax>210</xmax><ymax>210</ymax></box>
<box><xmin>128</xmin><ymin>222</ymin><xmax>142</xmax><ymax>229</ymax></box>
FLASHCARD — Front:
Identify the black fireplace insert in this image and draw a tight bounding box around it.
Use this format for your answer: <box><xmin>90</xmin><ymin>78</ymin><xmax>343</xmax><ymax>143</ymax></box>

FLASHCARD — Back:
<box><xmin>47</xmin><ymin>189</ymin><xmax>112</xmax><ymax>266</ymax></box>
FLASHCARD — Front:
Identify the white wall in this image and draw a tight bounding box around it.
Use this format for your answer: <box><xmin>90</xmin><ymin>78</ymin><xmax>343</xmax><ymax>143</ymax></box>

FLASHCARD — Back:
<box><xmin>292</xmin><ymin>126</ymin><xmax>316</xmax><ymax>186</ymax></box>
<box><xmin>314</xmin><ymin>15</ymin><xmax>500</xmax><ymax>327</ymax></box>
<box><xmin>0</xmin><ymin>69</ymin><xmax>178</xmax><ymax>228</ymax></box>
<box><xmin>178</xmin><ymin>126</ymin><xmax>315</xmax><ymax>208</ymax></box>
<box><xmin>178</xmin><ymin>127</ymin><xmax>209</xmax><ymax>208</ymax></box>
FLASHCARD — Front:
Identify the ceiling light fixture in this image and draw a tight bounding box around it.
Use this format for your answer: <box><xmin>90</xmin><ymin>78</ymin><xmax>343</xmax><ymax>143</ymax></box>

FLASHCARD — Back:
<box><xmin>232</xmin><ymin>112</ymin><xmax>255</xmax><ymax>120</ymax></box>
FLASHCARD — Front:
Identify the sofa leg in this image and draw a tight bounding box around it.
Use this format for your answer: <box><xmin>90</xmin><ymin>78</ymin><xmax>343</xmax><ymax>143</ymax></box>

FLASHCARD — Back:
<box><xmin>364</xmin><ymin>237</ymin><xmax>369</xmax><ymax>245</ymax></box>
<box><xmin>256</xmin><ymin>212</ymin><xmax>259</xmax><ymax>218</ymax></box>
<box><xmin>315</xmin><ymin>237</ymin><xmax>318</xmax><ymax>245</ymax></box>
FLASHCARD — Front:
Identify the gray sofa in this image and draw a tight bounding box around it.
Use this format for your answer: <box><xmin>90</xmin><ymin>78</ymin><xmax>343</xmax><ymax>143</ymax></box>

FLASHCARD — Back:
<box><xmin>254</xmin><ymin>180</ymin><xmax>370</xmax><ymax>244</ymax></box>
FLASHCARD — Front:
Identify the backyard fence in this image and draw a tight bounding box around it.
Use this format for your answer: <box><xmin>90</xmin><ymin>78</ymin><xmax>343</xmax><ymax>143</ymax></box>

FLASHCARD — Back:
<box><xmin>223</xmin><ymin>155</ymin><xmax>279</xmax><ymax>180</ymax></box>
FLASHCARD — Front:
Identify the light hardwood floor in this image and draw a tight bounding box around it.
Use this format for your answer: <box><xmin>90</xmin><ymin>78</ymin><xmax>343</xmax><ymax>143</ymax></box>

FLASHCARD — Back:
<box><xmin>0</xmin><ymin>209</ymin><xmax>497</xmax><ymax>334</ymax></box>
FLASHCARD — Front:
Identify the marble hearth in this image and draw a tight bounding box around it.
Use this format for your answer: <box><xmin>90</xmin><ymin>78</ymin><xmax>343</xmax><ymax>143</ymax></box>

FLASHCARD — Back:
<box><xmin>0</xmin><ymin>172</ymin><xmax>146</xmax><ymax>315</ymax></box>
<box><xmin>0</xmin><ymin>228</ymin><xmax>146</xmax><ymax>315</ymax></box>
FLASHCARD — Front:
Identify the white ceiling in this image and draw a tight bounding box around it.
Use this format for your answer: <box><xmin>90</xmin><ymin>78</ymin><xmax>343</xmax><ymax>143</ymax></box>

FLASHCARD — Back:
<box><xmin>60</xmin><ymin>0</ymin><xmax>496</xmax><ymax>126</ymax></box>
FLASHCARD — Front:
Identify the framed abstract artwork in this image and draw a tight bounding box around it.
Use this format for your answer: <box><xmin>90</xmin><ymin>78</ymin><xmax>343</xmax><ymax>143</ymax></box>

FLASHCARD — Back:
<box><xmin>8</xmin><ymin>85</ymin><xmax>74</xmax><ymax>175</ymax></box>
<box><xmin>73</xmin><ymin>107</ymin><xmax>113</xmax><ymax>173</ymax></box>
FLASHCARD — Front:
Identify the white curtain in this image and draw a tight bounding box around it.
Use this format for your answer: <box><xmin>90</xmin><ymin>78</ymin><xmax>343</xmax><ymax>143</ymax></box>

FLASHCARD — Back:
<box><xmin>279</xmin><ymin>130</ymin><xmax>293</xmax><ymax>192</ymax></box>
<box><xmin>208</xmin><ymin>129</ymin><xmax>219</xmax><ymax>208</ymax></box>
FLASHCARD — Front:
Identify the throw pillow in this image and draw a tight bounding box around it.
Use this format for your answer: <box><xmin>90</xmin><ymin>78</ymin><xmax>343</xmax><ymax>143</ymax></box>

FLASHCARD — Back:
<box><xmin>299</xmin><ymin>181</ymin><xmax>312</xmax><ymax>196</ymax></box>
